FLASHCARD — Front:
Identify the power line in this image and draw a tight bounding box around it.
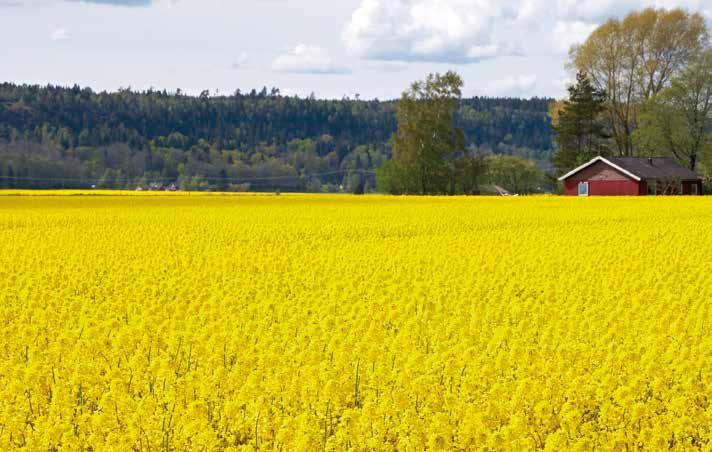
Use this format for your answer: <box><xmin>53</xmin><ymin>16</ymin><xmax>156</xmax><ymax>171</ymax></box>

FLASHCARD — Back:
<box><xmin>0</xmin><ymin>169</ymin><xmax>377</xmax><ymax>185</ymax></box>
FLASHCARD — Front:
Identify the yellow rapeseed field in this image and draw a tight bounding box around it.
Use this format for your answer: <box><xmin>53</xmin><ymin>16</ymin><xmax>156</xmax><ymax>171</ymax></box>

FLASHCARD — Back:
<box><xmin>0</xmin><ymin>192</ymin><xmax>710</xmax><ymax>450</ymax></box>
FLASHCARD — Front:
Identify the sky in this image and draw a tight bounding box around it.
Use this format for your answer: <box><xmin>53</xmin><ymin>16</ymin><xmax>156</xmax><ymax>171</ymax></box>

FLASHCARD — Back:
<box><xmin>1</xmin><ymin>0</ymin><xmax>710</xmax><ymax>99</ymax></box>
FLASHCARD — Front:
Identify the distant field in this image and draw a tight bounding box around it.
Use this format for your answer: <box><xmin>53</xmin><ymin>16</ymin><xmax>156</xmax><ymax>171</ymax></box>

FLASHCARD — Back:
<box><xmin>0</xmin><ymin>194</ymin><xmax>710</xmax><ymax>449</ymax></box>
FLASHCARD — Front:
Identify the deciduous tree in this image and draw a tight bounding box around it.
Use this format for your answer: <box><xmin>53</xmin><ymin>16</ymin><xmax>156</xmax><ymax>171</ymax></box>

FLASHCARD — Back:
<box><xmin>634</xmin><ymin>49</ymin><xmax>712</xmax><ymax>171</ymax></box>
<box><xmin>571</xmin><ymin>8</ymin><xmax>709</xmax><ymax>156</ymax></box>
<box><xmin>484</xmin><ymin>155</ymin><xmax>543</xmax><ymax>195</ymax></box>
<box><xmin>389</xmin><ymin>71</ymin><xmax>466</xmax><ymax>194</ymax></box>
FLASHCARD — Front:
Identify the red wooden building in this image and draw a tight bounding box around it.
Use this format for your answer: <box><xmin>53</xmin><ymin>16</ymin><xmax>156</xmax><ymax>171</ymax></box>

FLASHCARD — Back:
<box><xmin>559</xmin><ymin>156</ymin><xmax>703</xmax><ymax>196</ymax></box>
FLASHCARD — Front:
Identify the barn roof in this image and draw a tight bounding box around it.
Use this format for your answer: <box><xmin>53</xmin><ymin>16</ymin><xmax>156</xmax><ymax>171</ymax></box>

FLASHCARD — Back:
<box><xmin>559</xmin><ymin>156</ymin><xmax>702</xmax><ymax>181</ymax></box>
<box><xmin>607</xmin><ymin>157</ymin><xmax>701</xmax><ymax>180</ymax></box>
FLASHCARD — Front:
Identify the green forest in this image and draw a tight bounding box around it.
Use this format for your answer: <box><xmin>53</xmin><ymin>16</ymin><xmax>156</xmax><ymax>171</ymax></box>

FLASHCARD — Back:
<box><xmin>0</xmin><ymin>83</ymin><xmax>553</xmax><ymax>192</ymax></box>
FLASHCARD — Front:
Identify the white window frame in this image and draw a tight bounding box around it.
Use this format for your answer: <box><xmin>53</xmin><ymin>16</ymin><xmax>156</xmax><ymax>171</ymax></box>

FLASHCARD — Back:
<box><xmin>578</xmin><ymin>181</ymin><xmax>589</xmax><ymax>197</ymax></box>
<box><xmin>691</xmin><ymin>183</ymin><xmax>698</xmax><ymax>195</ymax></box>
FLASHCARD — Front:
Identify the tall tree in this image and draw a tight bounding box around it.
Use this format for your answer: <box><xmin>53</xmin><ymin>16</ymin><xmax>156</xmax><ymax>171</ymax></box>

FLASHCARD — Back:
<box><xmin>0</xmin><ymin>81</ymin><xmax>554</xmax><ymax>191</ymax></box>
<box><xmin>571</xmin><ymin>8</ymin><xmax>709</xmax><ymax>156</ymax></box>
<box><xmin>388</xmin><ymin>71</ymin><xmax>466</xmax><ymax>194</ymax></box>
<box><xmin>634</xmin><ymin>49</ymin><xmax>712</xmax><ymax>171</ymax></box>
<box><xmin>551</xmin><ymin>72</ymin><xmax>610</xmax><ymax>174</ymax></box>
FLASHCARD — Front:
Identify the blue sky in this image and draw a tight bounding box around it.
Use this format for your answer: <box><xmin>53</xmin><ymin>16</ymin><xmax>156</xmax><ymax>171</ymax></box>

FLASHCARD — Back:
<box><xmin>1</xmin><ymin>0</ymin><xmax>710</xmax><ymax>99</ymax></box>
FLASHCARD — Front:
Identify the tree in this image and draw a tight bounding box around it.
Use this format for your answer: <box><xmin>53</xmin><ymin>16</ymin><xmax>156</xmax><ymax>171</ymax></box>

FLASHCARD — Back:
<box><xmin>571</xmin><ymin>8</ymin><xmax>709</xmax><ymax>156</ymax></box>
<box><xmin>388</xmin><ymin>71</ymin><xmax>466</xmax><ymax>194</ymax></box>
<box><xmin>551</xmin><ymin>72</ymin><xmax>610</xmax><ymax>174</ymax></box>
<box><xmin>484</xmin><ymin>155</ymin><xmax>543</xmax><ymax>195</ymax></box>
<box><xmin>0</xmin><ymin>81</ymin><xmax>554</xmax><ymax>191</ymax></box>
<box><xmin>634</xmin><ymin>49</ymin><xmax>712</xmax><ymax>171</ymax></box>
<box><xmin>218</xmin><ymin>168</ymin><xmax>229</xmax><ymax>191</ymax></box>
<box><xmin>453</xmin><ymin>153</ymin><xmax>486</xmax><ymax>195</ymax></box>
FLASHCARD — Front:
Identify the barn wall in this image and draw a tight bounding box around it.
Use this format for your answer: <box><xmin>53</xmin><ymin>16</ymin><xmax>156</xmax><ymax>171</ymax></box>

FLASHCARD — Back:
<box><xmin>567</xmin><ymin>161</ymin><xmax>632</xmax><ymax>182</ymax></box>
<box><xmin>589</xmin><ymin>180</ymin><xmax>641</xmax><ymax>196</ymax></box>
<box><xmin>682</xmin><ymin>181</ymin><xmax>703</xmax><ymax>195</ymax></box>
<box><xmin>563</xmin><ymin>180</ymin><xmax>642</xmax><ymax>196</ymax></box>
<box><xmin>563</xmin><ymin>181</ymin><xmax>578</xmax><ymax>196</ymax></box>
<box><xmin>683</xmin><ymin>182</ymin><xmax>691</xmax><ymax>195</ymax></box>
<box><xmin>639</xmin><ymin>180</ymin><xmax>648</xmax><ymax>195</ymax></box>
<box><xmin>563</xmin><ymin>161</ymin><xmax>642</xmax><ymax>196</ymax></box>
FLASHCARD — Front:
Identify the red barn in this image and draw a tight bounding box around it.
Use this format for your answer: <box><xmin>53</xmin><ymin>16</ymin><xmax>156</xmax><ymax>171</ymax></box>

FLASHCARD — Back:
<box><xmin>559</xmin><ymin>156</ymin><xmax>703</xmax><ymax>196</ymax></box>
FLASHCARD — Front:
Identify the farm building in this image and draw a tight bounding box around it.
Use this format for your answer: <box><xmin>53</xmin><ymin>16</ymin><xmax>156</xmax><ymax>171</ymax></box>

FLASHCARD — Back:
<box><xmin>559</xmin><ymin>156</ymin><xmax>703</xmax><ymax>196</ymax></box>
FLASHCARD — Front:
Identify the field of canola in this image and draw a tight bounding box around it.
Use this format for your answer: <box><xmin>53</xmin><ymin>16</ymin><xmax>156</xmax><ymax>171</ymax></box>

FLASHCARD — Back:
<box><xmin>0</xmin><ymin>192</ymin><xmax>710</xmax><ymax>450</ymax></box>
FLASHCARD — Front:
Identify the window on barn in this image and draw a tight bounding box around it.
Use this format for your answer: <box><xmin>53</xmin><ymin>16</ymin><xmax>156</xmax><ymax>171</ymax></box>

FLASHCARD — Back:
<box><xmin>692</xmin><ymin>183</ymin><xmax>698</xmax><ymax>195</ymax></box>
<box><xmin>648</xmin><ymin>181</ymin><xmax>657</xmax><ymax>195</ymax></box>
<box><xmin>578</xmin><ymin>182</ymin><xmax>589</xmax><ymax>196</ymax></box>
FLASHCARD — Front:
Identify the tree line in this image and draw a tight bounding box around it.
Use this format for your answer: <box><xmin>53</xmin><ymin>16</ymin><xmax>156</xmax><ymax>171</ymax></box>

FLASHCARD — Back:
<box><xmin>0</xmin><ymin>83</ymin><xmax>553</xmax><ymax>192</ymax></box>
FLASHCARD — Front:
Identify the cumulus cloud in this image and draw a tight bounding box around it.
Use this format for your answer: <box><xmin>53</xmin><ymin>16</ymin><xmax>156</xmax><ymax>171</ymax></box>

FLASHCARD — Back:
<box><xmin>551</xmin><ymin>20</ymin><xmax>598</xmax><ymax>54</ymax></box>
<box><xmin>272</xmin><ymin>45</ymin><xmax>350</xmax><ymax>74</ymax></box>
<box><xmin>487</xmin><ymin>75</ymin><xmax>538</xmax><ymax>97</ymax></box>
<box><xmin>343</xmin><ymin>0</ymin><xmax>507</xmax><ymax>63</ymax></box>
<box><xmin>50</xmin><ymin>28</ymin><xmax>69</xmax><ymax>41</ymax></box>
<box><xmin>343</xmin><ymin>0</ymin><xmax>711</xmax><ymax>64</ymax></box>
<box><xmin>360</xmin><ymin>60</ymin><xmax>410</xmax><ymax>72</ymax></box>
<box><xmin>556</xmin><ymin>0</ymin><xmax>711</xmax><ymax>21</ymax></box>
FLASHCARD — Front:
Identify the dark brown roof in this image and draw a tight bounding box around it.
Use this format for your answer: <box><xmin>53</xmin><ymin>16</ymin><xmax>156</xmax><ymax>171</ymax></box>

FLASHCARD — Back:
<box><xmin>607</xmin><ymin>157</ymin><xmax>701</xmax><ymax>181</ymax></box>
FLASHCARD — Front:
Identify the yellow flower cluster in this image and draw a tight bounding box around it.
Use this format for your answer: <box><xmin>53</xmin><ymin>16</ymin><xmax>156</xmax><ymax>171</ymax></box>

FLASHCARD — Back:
<box><xmin>0</xmin><ymin>193</ymin><xmax>710</xmax><ymax>450</ymax></box>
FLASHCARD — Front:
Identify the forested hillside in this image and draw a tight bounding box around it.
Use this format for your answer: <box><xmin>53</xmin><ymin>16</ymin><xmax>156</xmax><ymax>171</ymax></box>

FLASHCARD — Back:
<box><xmin>0</xmin><ymin>83</ymin><xmax>553</xmax><ymax>191</ymax></box>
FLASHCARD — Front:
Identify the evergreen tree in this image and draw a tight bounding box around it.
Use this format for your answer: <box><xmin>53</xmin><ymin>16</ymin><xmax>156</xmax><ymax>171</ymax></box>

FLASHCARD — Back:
<box><xmin>0</xmin><ymin>81</ymin><xmax>554</xmax><ymax>191</ymax></box>
<box><xmin>552</xmin><ymin>72</ymin><xmax>610</xmax><ymax>174</ymax></box>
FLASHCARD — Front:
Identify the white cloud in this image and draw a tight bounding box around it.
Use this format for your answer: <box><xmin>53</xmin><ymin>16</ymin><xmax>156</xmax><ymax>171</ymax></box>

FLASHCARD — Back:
<box><xmin>552</xmin><ymin>75</ymin><xmax>575</xmax><ymax>97</ymax></box>
<box><xmin>343</xmin><ymin>0</ymin><xmax>712</xmax><ymax>65</ymax></box>
<box><xmin>343</xmin><ymin>0</ymin><xmax>507</xmax><ymax>63</ymax></box>
<box><xmin>360</xmin><ymin>60</ymin><xmax>410</xmax><ymax>72</ymax></box>
<box><xmin>556</xmin><ymin>0</ymin><xmax>712</xmax><ymax>20</ymax></box>
<box><xmin>50</xmin><ymin>28</ymin><xmax>69</xmax><ymax>41</ymax></box>
<box><xmin>552</xmin><ymin>20</ymin><xmax>598</xmax><ymax>54</ymax></box>
<box><xmin>487</xmin><ymin>74</ymin><xmax>538</xmax><ymax>97</ymax></box>
<box><xmin>271</xmin><ymin>44</ymin><xmax>350</xmax><ymax>74</ymax></box>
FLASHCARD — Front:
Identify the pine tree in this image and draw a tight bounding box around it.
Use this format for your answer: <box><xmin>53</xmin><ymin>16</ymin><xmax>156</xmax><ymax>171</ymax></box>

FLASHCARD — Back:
<box><xmin>552</xmin><ymin>72</ymin><xmax>610</xmax><ymax>174</ymax></box>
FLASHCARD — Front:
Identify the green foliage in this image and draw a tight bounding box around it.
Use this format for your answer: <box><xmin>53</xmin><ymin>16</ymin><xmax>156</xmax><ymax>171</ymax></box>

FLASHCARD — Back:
<box><xmin>0</xmin><ymin>83</ymin><xmax>554</xmax><ymax>191</ymax></box>
<box><xmin>388</xmin><ymin>71</ymin><xmax>466</xmax><ymax>194</ymax></box>
<box><xmin>634</xmin><ymin>49</ymin><xmax>712</xmax><ymax>171</ymax></box>
<box><xmin>375</xmin><ymin>160</ymin><xmax>394</xmax><ymax>194</ymax></box>
<box><xmin>571</xmin><ymin>8</ymin><xmax>709</xmax><ymax>156</ymax></box>
<box><xmin>452</xmin><ymin>155</ymin><xmax>486</xmax><ymax>195</ymax></box>
<box><xmin>551</xmin><ymin>72</ymin><xmax>610</xmax><ymax>174</ymax></box>
<box><xmin>484</xmin><ymin>155</ymin><xmax>544</xmax><ymax>194</ymax></box>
